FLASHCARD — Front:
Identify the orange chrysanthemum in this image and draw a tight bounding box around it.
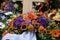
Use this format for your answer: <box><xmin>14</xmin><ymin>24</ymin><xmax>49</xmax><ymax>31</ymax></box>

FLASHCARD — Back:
<box><xmin>28</xmin><ymin>13</ymin><xmax>37</xmax><ymax>20</ymax></box>
<box><xmin>28</xmin><ymin>24</ymin><xmax>35</xmax><ymax>31</ymax></box>
<box><xmin>22</xmin><ymin>13</ymin><xmax>30</xmax><ymax>20</ymax></box>
<box><xmin>51</xmin><ymin>30</ymin><xmax>60</xmax><ymax>38</ymax></box>
<box><xmin>2</xmin><ymin>31</ymin><xmax>8</xmax><ymax>37</ymax></box>
<box><xmin>23</xmin><ymin>15</ymin><xmax>30</xmax><ymax>20</ymax></box>
<box><xmin>38</xmin><ymin>26</ymin><xmax>45</xmax><ymax>33</ymax></box>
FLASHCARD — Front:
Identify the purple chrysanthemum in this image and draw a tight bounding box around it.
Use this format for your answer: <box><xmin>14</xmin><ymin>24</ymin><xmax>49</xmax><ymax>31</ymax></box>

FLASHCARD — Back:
<box><xmin>13</xmin><ymin>16</ymin><xmax>23</xmax><ymax>28</ymax></box>
<box><xmin>5</xmin><ymin>2</ymin><xmax>15</xmax><ymax>12</ymax></box>
<box><xmin>36</xmin><ymin>16</ymin><xmax>49</xmax><ymax>28</ymax></box>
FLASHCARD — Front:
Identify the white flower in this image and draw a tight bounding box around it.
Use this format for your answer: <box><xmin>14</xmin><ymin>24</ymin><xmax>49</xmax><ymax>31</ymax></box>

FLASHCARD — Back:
<box><xmin>53</xmin><ymin>12</ymin><xmax>60</xmax><ymax>21</ymax></box>
<box><xmin>4</xmin><ymin>12</ymin><xmax>13</xmax><ymax>15</ymax></box>
<box><xmin>56</xmin><ymin>12</ymin><xmax>60</xmax><ymax>15</ymax></box>
<box><xmin>0</xmin><ymin>22</ymin><xmax>5</xmax><ymax>29</ymax></box>
<box><xmin>7</xmin><ymin>19</ymin><xmax>12</xmax><ymax>22</ymax></box>
<box><xmin>1</xmin><ymin>16</ymin><xmax>6</xmax><ymax>20</ymax></box>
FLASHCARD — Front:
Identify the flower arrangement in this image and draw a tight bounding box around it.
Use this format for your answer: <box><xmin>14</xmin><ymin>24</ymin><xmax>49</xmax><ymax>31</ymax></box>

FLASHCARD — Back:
<box><xmin>2</xmin><ymin>12</ymin><xmax>49</xmax><ymax>32</ymax></box>
<box><xmin>2</xmin><ymin>9</ymin><xmax>60</xmax><ymax>40</ymax></box>
<box><xmin>0</xmin><ymin>0</ymin><xmax>60</xmax><ymax>40</ymax></box>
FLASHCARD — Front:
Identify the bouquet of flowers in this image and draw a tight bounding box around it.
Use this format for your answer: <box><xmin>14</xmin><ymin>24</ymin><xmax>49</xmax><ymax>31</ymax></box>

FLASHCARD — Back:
<box><xmin>1</xmin><ymin>11</ymin><xmax>50</xmax><ymax>39</ymax></box>
<box><xmin>2</xmin><ymin>9</ymin><xmax>60</xmax><ymax>40</ymax></box>
<box><xmin>1</xmin><ymin>0</ymin><xmax>60</xmax><ymax>40</ymax></box>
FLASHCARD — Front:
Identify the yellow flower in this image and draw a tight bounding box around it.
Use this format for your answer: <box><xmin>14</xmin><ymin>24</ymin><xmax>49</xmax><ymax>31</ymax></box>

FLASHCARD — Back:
<box><xmin>45</xmin><ymin>30</ymin><xmax>51</xmax><ymax>34</ymax></box>
<box><xmin>11</xmin><ymin>17</ymin><xmax>16</xmax><ymax>21</ymax></box>
<box><xmin>34</xmin><ymin>23</ymin><xmax>40</xmax><ymax>29</ymax></box>
<box><xmin>32</xmin><ymin>20</ymin><xmax>40</xmax><ymax>29</ymax></box>
<box><xmin>20</xmin><ymin>24</ymin><xmax>27</xmax><ymax>31</ymax></box>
